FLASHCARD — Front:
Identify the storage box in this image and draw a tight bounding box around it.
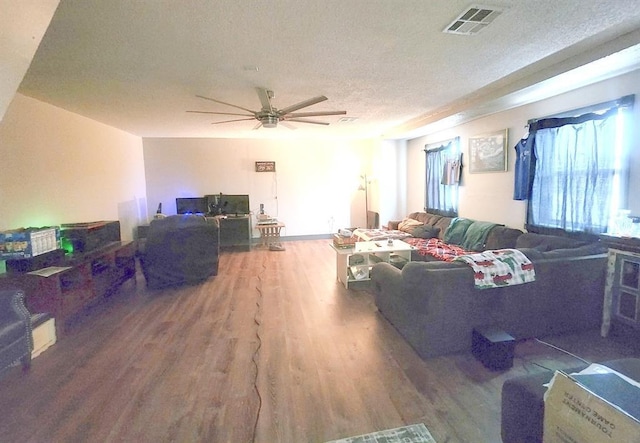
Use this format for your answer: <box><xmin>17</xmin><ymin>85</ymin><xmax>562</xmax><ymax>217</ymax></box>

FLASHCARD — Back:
<box><xmin>31</xmin><ymin>313</ymin><xmax>56</xmax><ymax>358</ymax></box>
<box><xmin>543</xmin><ymin>370</ymin><xmax>640</xmax><ymax>443</ymax></box>
<box><xmin>471</xmin><ymin>325</ymin><xmax>514</xmax><ymax>371</ymax></box>
<box><xmin>0</xmin><ymin>227</ymin><xmax>61</xmax><ymax>259</ymax></box>
<box><xmin>60</xmin><ymin>220</ymin><xmax>121</xmax><ymax>253</ymax></box>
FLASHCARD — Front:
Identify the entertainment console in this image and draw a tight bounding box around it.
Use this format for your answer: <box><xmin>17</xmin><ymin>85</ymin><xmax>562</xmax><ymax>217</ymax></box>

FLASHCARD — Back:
<box><xmin>0</xmin><ymin>241</ymin><xmax>136</xmax><ymax>336</ymax></box>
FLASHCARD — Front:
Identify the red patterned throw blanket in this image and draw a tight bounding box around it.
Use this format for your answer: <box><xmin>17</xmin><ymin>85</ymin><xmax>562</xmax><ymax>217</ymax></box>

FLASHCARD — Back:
<box><xmin>453</xmin><ymin>249</ymin><xmax>536</xmax><ymax>289</ymax></box>
<box><xmin>403</xmin><ymin>237</ymin><xmax>472</xmax><ymax>262</ymax></box>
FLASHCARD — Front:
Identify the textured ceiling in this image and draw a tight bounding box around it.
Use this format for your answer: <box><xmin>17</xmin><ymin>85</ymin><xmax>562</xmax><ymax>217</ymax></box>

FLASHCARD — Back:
<box><xmin>18</xmin><ymin>0</ymin><xmax>640</xmax><ymax>139</ymax></box>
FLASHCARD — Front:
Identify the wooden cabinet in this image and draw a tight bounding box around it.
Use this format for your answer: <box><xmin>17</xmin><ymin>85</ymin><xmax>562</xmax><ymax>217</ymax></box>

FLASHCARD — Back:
<box><xmin>218</xmin><ymin>216</ymin><xmax>252</xmax><ymax>250</ymax></box>
<box><xmin>602</xmin><ymin>248</ymin><xmax>640</xmax><ymax>336</ymax></box>
<box><xmin>1</xmin><ymin>241</ymin><xmax>136</xmax><ymax>336</ymax></box>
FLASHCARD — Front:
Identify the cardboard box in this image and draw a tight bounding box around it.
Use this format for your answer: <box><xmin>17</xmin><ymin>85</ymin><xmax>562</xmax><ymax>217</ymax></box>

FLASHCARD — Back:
<box><xmin>0</xmin><ymin>227</ymin><xmax>60</xmax><ymax>259</ymax></box>
<box><xmin>31</xmin><ymin>314</ymin><xmax>56</xmax><ymax>359</ymax></box>
<box><xmin>543</xmin><ymin>370</ymin><xmax>640</xmax><ymax>443</ymax></box>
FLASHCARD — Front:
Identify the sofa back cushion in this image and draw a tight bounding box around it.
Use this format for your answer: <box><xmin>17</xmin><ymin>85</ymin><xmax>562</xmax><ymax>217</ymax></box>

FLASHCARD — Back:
<box><xmin>406</xmin><ymin>212</ymin><xmax>452</xmax><ymax>240</ymax></box>
<box><xmin>408</xmin><ymin>212</ymin><xmax>442</xmax><ymax>226</ymax></box>
<box><xmin>515</xmin><ymin>233</ymin><xmax>588</xmax><ymax>251</ymax></box>
<box><xmin>433</xmin><ymin>217</ymin><xmax>453</xmax><ymax>240</ymax></box>
<box><xmin>485</xmin><ymin>226</ymin><xmax>523</xmax><ymax>250</ymax></box>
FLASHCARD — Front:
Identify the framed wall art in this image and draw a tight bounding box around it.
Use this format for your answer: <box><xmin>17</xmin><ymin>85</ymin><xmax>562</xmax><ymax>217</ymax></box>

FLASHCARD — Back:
<box><xmin>468</xmin><ymin>129</ymin><xmax>508</xmax><ymax>173</ymax></box>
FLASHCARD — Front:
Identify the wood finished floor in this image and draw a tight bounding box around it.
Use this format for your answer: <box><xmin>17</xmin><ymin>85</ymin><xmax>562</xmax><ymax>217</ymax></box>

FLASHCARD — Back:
<box><xmin>1</xmin><ymin>239</ymin><xmax>639</xmax><ymax>443</ymax></box>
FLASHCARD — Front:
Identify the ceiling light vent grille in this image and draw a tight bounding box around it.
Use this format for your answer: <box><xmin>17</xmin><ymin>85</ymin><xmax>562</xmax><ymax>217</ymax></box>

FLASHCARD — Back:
<box><xmin>443</xmin><ymin>5</ymin><xmax>502</xmax><ymax>35</ymax></box>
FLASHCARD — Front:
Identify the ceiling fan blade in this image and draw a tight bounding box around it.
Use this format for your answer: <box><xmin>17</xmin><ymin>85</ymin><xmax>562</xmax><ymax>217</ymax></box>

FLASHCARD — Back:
<box><xmin>196</xmin><ymin>94</ymin><xmax>257</xmax><ymax>114</ymax></box>
<box><xmin>187</xmin><ymin>110</ymin><xmax>254</xmax><ymax>117</ymax></box>
<box><xmin>253</xmin><ymin>122</ymin><xmax>263</xmax><ymax>130</ymax></box>
<box><xmin>256</xmin><ymin>87</ymin><xmax>273</xmax><ymax>113</ymax></box>
<box><xmin>280</xmin><ymin>121</ymin><xmax>297</xmax><ymax>130</ymax></box>
<box><xmin>285</xmin><ymin>110</ymin><xmax>347</xmax><ymax>118</ymax></box>
<box><xmin>278</xmin><ymin>95</ymin><xmax>328</xmax><ymax>115</ymax></box>
<box><xmin>286</xmin><ymin>118</ymin><xmax>330</xmax><ymax>126</ymax></box>
<box><xmin>210</xmin><ymin>118</ymin><xmax>256</xmax><ymax>125</ymax></box>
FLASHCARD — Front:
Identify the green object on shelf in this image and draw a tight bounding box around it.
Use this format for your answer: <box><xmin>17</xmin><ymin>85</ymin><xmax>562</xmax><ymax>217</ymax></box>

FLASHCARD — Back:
<box><xmin>60</xmin><ymin>237</ymin><xmax>74</xmax><ymax>254</ymax></box>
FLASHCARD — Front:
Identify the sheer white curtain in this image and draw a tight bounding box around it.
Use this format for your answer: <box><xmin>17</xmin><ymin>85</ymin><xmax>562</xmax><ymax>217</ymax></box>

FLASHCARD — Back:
<box><xmin>527</xmin><ymin>107</ymin><xmax>627</xmax><ymax>233</ymax></box>
<box><xmin>425</xmin><ymin>137</ymin><xmax>460</xmax><ymax>217</ymax></box>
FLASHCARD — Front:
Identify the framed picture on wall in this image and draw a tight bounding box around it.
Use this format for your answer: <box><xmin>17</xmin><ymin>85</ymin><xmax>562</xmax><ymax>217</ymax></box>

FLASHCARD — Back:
<box><xmin>468</xmin><ymin>129</ymin><xmax>508</xmax><ymax>173</ymax></box>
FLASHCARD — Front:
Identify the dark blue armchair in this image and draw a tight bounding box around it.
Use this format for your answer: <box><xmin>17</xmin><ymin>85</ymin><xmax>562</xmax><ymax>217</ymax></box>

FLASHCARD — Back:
<box><xmin>137</xmin><ymin>215</ymin><xmax>220</xmax><ymax>289</ymax></box>
<box><xmin>0</xmin><ymin>289</ymin><xmax>33</xmax><ymax>373</ymax></box>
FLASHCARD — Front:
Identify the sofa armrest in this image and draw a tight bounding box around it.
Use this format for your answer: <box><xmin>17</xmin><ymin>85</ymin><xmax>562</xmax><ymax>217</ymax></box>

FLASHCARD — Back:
<box><xmin>387</xmin><ymin>220</ymin><xmax>401</xmax><ymax>230</ymax></box>
<box><xmin>371</xmin><ymin>262</ymin><xmax>403</xmax><ymax>289</ymax></box>
<box><xmin>0</xmin><ymin>290</ymin><xmax>30</xmax><ymax>324</ymax></box>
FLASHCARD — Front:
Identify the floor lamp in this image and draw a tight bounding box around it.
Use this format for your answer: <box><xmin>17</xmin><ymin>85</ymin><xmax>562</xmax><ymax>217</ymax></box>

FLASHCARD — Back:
<box><xmin>358</xmin><ymin>174</ymin><xmax>369</xmax><ymax>228</ymax></box>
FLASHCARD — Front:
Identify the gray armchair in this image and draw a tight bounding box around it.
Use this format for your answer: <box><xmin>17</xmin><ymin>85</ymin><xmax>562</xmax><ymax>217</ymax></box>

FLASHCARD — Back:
<box><xmin>0</xmin><ymin>289</ymin><xmax>33</xmax><ymax>373</ymax></box>
<box><xmin>138</xmin><ymin>215</ymin><xmax>220</xmax><ymax>289</ymax></box>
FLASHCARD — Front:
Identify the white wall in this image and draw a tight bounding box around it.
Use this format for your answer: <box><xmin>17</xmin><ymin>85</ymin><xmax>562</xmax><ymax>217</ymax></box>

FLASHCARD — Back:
<box><xmin>404</xmin><ymin>69</ymin><xmax>640</xmax><ymax>229</ymax></box>
<box><xmin>142</xmin><ymin>137</ymin><xmax>377</xmax><ymax>236</ymax></box>
<box><xmin>0</xmin><ymin>0</ymin><xmax>58</xmax><ymax>122</ymax></box>
<box><xmin>0</xmin><ymin>93</ymin><xmax>147</xmax><ymax>241</ymax></box>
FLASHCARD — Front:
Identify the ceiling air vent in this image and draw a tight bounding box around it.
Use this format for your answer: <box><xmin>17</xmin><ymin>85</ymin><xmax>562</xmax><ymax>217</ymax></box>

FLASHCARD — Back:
<box><xmin>443</xmin><ymin>5</ymin><xmax>502</xmax><ymax>35</ymax></box>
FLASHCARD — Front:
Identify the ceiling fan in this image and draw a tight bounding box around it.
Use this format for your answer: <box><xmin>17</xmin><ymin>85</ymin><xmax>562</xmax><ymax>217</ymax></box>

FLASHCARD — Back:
<box><xmin>187</xmin><ymin>87</ymin><xmax>347</xmax><ymax>129</ymax></box>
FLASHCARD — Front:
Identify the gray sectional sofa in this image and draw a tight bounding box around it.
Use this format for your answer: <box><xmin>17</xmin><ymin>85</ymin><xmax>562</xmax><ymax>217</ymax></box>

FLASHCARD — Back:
<box><xmin>371</xmin><ymin>212</ymin><xmax>607</xmax><ymax>359</ymax></box>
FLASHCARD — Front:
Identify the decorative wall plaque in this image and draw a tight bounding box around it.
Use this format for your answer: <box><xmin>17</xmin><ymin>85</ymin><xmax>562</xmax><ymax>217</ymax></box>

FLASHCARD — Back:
<box><xmin>255</xmin><ymin>161</ymin><xmax>276</xmax><ymax>172</ymax></box>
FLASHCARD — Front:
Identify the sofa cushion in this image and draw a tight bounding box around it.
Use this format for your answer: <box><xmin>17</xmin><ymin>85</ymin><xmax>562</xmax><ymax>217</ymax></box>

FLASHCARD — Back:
<box><xmin>485</xmin><ymin>226</ymin><xmax>523</xmax><ymax>250</ymax></box>
<box><xmin>411</xmin><ymin>225</ymin><xmax>440</xmax><ymax>239</ymax></box>
<box><xmin>517</xmin><ymin>247</ymin><xmax>546</xmax><ymax>261</ymax></box>
<box><xmin>539</xmin><ymin>242</ymin><xmax>607</xmax><ymax>259</ymax></box>
<box><xmin>398</xmin><ymin>218</ymin><xmax>424</xmax><ymax>233</ymax></box>
<box><xmin>516</xmin><ymin>233</ymin><xmax>588</xmax><ymax>251</ymax></box>
<box><xmin>433</xmin><ymin>217</ymin><xmax>453</xmax><ymax>240</ymax></box>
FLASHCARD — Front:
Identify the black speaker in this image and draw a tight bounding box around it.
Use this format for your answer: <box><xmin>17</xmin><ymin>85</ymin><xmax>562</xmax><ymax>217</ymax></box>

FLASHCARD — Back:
<box><xmin>472</xmin><ymin>325</ymin><xmax>515</xmax><ymax>371</ymax></box>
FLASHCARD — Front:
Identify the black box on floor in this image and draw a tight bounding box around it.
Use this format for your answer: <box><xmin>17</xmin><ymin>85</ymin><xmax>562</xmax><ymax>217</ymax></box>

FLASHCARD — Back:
<box><xmin>472</xmin><ymin>325</ymin><xmax>515</xmax><ymax>371</ymax></box>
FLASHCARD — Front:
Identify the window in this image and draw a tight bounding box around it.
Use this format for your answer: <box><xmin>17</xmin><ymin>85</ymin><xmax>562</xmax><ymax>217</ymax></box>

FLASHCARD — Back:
<box><xmin>524</xmin><ymin>95</ymin><xmax>634</xmax><ymax>234</ymax></box>
<box><xmin>425</xmin><ymin>137</ymin><xmax>460</xmax><ymax>217</ymax></box>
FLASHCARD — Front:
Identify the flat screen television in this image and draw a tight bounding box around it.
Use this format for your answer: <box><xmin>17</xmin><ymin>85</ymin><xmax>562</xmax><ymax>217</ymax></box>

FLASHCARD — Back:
<box><xmin>207</xmin><ymin>194</ymin><xmax>250</xmax><ymax>216</ymax></box>
<box><xmin>175</xmin><ymin>197</ymin><xmax>208</xmax><ymax>215</ymax></box>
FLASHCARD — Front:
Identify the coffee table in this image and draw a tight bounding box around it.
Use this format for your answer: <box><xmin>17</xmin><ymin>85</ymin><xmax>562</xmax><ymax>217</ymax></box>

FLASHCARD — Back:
<box><xmin>330</xmin><ymin>239</ymin><xmax>413</xmax><ymax>289</ymax></box>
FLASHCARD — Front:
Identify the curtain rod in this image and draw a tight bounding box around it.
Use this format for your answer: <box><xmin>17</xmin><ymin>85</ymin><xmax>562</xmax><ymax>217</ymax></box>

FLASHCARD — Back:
<box><xmin>527</xmin><ymin>94</ymin><xmax>634</xmax><ymax>126</ymax></box>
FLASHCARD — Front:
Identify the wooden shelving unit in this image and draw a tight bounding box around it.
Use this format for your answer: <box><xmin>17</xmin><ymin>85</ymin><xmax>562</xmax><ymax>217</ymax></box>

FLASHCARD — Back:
<box><xmin>1</xmin><ymin>241</ymin><xmax>136</xmax><ymax>336</ymax></box>
<box><xmin>330</xmin><ymin>240</ymin><xmax>412</xmax><ymax>289</ymax></box>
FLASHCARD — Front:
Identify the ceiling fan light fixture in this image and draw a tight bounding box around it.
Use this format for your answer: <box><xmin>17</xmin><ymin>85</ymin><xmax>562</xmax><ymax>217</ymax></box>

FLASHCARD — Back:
<box><xmin>261</xmin><ymin>115</ymin><xmax>278</xmax><ymax>128</ymax></box>
<box><xmin>189</xmin><ymin>88</ymin><xmax>346</xmax><ymax>130</ymax></box>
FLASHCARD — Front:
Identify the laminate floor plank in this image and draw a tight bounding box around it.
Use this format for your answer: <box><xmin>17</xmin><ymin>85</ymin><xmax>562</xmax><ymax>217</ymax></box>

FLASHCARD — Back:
<box><xmin>0</xmin><ymin>239</ymin><xmax>639</xmax><ymax>443</ymax></box>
